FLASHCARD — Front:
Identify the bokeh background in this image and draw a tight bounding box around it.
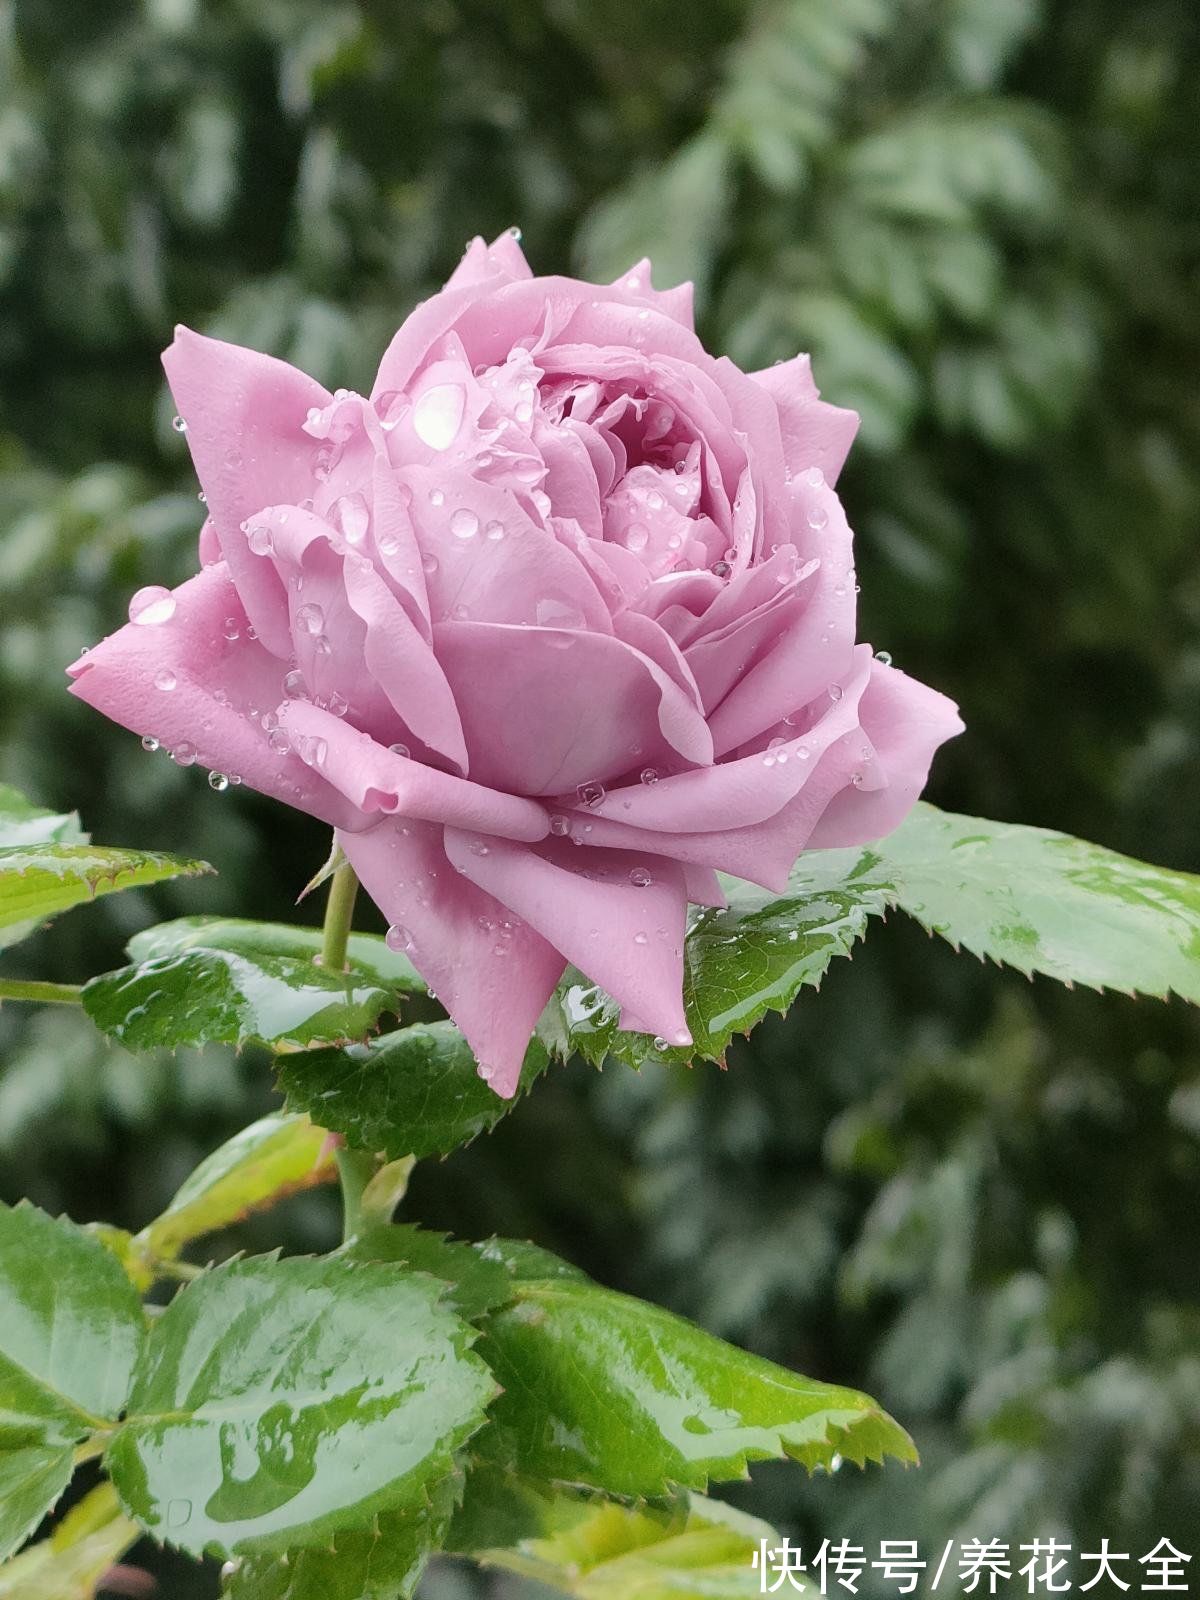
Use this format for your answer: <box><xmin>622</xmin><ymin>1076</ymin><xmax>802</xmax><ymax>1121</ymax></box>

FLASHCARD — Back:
<box><xmin>1</xmin><ymin>0</ymin><xmax>1198</xmax><ymax>1593</ymax></box>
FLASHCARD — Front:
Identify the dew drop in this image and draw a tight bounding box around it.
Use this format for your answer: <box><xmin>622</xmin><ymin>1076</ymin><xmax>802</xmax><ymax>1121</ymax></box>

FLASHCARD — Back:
<box><xmin>154</xmin><ymin>668</ymin><xmax>177</xmax><ymax>692</ymax></box>
<box><xmin>577</xmin><ymin>780</ymin><xmax>606</xmax><ymax>808</ymax></box>
<box><xmin>429</xmin><ymin>488</ymin><xmax>445</xmax><ymax>508</ymax></box>
<box><xmin>807</xmin><ymin>504</ymin><xmax>829</xmax><ymax>531</ymax></box>
<box><xmin>388</xmin><ymin>742</ymin><xmax>411</xmax><ymax>759</ymax></box>
<box><xmin>710</xmin><ymin>559</ymin><xmax>732</xmax><ymax>579</ymax></box>
<box><xmin>327</xmin><ymin>689</ymin><xmax>349</xmax><ymax>718</ymax></box>
<box><xmin>296</xmin><ymin>603</ymin><xmax>324</xmax><ymax>636</ymax></box>
<box><xmin>421</xmin><ymin>551</ymin><xmax>440</xmax><ymax>574</ymax></box>
<box><xmin>625</xmin><ymin>523</ymin><xmax>649</xmax><ymax>553</ymax></box>
<box><xmin>283</xmin><ymin>669</ymin><xmax>307</xmax><ymax>699</ymax></box>
<box><xmin>549</xmin><ymin>814</ymin><xmax>571</xmax><ymax>837</ymax></box>
<box><xmin>450</xmin><ymin>508</ymin><xmax>480</xmax><ymax>540</ymax></box>
<box><xmin>828</xmin><ymin>683</ymin><xmax>844</xmax><ymax>703</ymax></box>
<box><xmin>129</xmin><ymin>586</ymin><xmax>177</xmax><ymax>627</ymax></box>
<box><xmin>222</xmin><ymin>616</ymin><xmax>241</xmax><ymax>641</ymax></box>
<box><xmin>875</xmin><ymin>649</ymin><xmax>893</xmax><ymax>666</ymax></box>
<box><xmin>333</xmin><ymin>493</ymin><xmax>370</xmax><ymax>545</ymax></box>
<box><xmin>141</xmin><ymin>735</ymin><xmax>160</xmax><ymax>753</ymax></box>
<box><xmin>485</xmin><ymin>520</ymin><xmax>505</xmax><ymax>541</ymax></box>
<box><xmin>629</xmin><ymin>866</ymin><xmax>652</xmax><ymax>888</ymax></box>
<box><xmin>804</xmin><ymin>466</ymin><xmax>825</xmax><ymax>488</ymax></box>
<box><xmin>385</xmin><ymin>924</ymin><xmax>413</xmax><ymax>952</ymax></box>
<box><xmin>633</xmin><ymin>931</ymin><xmax>649</xmax><ymax>945</ymax></box>
<box><xmin>413</xmin><ymin>383</ymin><xmax>466</xmax><ymax>451</ymax></box>
<box><xmin>171</xmin><ymin>414</ymin><xmax>188</xmax><ymax>433</ymax></box>
<box><xmin>639</xmin><ymin>767</ymin><xmax>660</xmax><ymax>785</ymax></box>
<box><xmin>172</xmin><ymin>741</ymin><xmax>196</xmax><ymax>766</ymax></box>
<box><xmin>208</xmin><ymin>771</ymin><xmax>229</xmax><ymax>792</ymax></box>
<box><xmin>268</xmin><ymin>727</ymin><xmax>291</xmax><ymax>755</ymax></box>
<box><xmin>653</xmin><ymin>1035</ymin><xmax>669</xmax><ymax>1052</ymax></box>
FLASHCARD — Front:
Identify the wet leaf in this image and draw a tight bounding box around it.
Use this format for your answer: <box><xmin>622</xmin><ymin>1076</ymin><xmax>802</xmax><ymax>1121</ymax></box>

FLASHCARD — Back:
<box><xmin>82</xmin><ymin>916</ymin><xmax>426</xmax><ymax>1052</ymax></box>
<box><xmin>0</xmin><ymin>846</ymin><xmax>211</xmax><ymax>951</ymax></box>
<box><xmin>277</xmin><ymin>1021</ymin><xmax>550</xmax><ymax>1160</ymax></box>
<box><xmin>0</xmin><ymin>1483</ymin><xmax>140</xmax><ymax>1600</ymax></box>
<box><xmin>478</xmin><ymin>1273</ymin><xmax>916</xmax><ymax>1497</ymax></box>
<box><xmin>137</xmin><ymin>1113</ymin><xmax>337</xmax><ymax>1261</ymax></box>
<box><xmin>345</xmin><ymin>1224</ymin><xmax>514</xmax><ymax>1322</ymax></box>
<box><xmin>105</xmin><ymin>1254</ymin><xmax>496</xmax><ymax>1560</ymax></box>
<box><xmin>0</xmin><ymin>1203</ymin><xmax>146</xmax><ymax>1558</ymax></box>
<box><xmin>456</xmin><ymin>1480</ymin><xmax>784</xmax><ymax>1600</ymax></box>
<box><xmin>0</xmin><ymin>786</ymin><xmax>85</xmax><ymax>850</ymax></box>
<box><xmin>223</xmin><ymin>1473</ymin><xmax>461</xmax><ymax>1600</ymax></box>
<box><xmin>548</xmin><ymin>804</ymin><xmax>1200</xmax><ymax>1070</ymax></box>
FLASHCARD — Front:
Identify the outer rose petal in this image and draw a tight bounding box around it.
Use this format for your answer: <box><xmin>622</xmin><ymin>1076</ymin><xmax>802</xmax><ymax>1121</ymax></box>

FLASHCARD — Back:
<box><xmin>445</xmin><ymin>232</ymin><xmax>534</xmax><ymax>291</ymax></box>
<box><xmin>163</xmin><ymin>328</ymin><xmax>330</xmax><ymax>657</ymax></box>
<box><xmin>805</xmin><ymin>658</ymin><xmax>965</xmax><ymax>849</ymax></box>
<box><xmin>276</xmin><ymin>702</ymin><xmax>551</xmax><ymax>842</ymax></box>
<box><xmin>750</xmin><ymin>355</ymin><xmax>860</xmax><ymax>486</ymax></box>
<box><xmin>444</xmin><ymin>831</ymin><xmax>691</xmax><ymax>1049</ymax></box>
<box><xmin>66</xmin><ymin>566</ymin><xmax>367</xmax><ymax>832</ymax></box>
<box><xmin>337</xmin><ymin>818</ymin><xmax>565</xmax><ymax>1097</ymax></box>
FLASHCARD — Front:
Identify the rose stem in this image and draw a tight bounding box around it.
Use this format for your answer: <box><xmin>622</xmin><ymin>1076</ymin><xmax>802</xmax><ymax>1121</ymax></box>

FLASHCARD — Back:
<box><xmin>317</xmin><ymin>847</ymin><xmax>376</xmax><ymax>1239</ymax></box>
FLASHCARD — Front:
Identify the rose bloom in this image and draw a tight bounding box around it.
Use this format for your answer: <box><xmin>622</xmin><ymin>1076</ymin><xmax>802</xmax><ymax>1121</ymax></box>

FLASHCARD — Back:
<box><xmin>68</xmin><ymin>233</ymin><xmax>961</xmax><ymax>1095</ymax></box>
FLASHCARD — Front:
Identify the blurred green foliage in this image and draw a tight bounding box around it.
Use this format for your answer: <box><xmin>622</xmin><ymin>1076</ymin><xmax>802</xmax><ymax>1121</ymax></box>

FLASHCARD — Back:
<box><xmin>0</xmin><ymin>0</ymin><xmax>1198</xmax><ymax>1592</ymax></box>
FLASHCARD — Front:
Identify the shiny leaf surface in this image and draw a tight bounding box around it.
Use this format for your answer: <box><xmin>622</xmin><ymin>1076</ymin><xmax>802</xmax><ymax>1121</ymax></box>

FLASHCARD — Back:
<box><xmin>460</xmin><ymin>1483</ymin><xmax>784</xmax><ymax>1600</ymax></box>
<box><xmin>480</xmin><ymin>1276</ymin><xmax>916</xmax><ymax>1497</ymax></box>
<box><xmin>345</xmin><ymin>1224</ymin><xmax>514</xmax><ymax>1322</ymax></box>
<box><xmin>105</xmin><ymin>1254</ymin><xmax>495</xmax><ymax>1559</ymax></box>
<box><xmin>549</xmin><ymin>803</ymin><xmax>1200</xmax><ymax>1070</ymax></box>
<box><xmin>223</xmin><ymin>1473</ymin><xmax>461</xmax><ymax>1600</ymax></box>
<box><xmin>0</xmin><ymin>786</ymin><xmax>84</xmax><ymax>850</ymax></box>
<box><xmin>82</xmin><ymin>916</ymin><xmax>425</xmax><ymax>1052</ymax></box>
<box><xmin>0</xmin><ymin>1203</ymin><xmax>146</xmax><ymax>1558</ymax></box>
<box><xmin>137</xmin><ymin>1113</ymin><xmax>337</xmax><ymax>1261</ymax></box>
<box><xmin>0</xmin><ymin>845</ymin><xmax>212</xmax><ymax>950</ymax></box>
<box><xmin>0</xmin><ymin>1483</ymin><xmax>140</xmax><ymax>1600</ymax></box>
<box><xmin>278</xmin><ymin>1021</ymin><xmax>550</xmax><ymax>1160</ymax></box>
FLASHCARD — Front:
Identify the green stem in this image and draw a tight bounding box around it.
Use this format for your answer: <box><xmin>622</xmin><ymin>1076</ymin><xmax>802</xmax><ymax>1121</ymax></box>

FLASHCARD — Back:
<box><xmin>320</xmin><ymin>859</ymin><xmax>360</xmax><ymax>973</ymax></box>
<box><xmin>335</xmin><ymin>1147</ymin><xmax>378</xmax><ymax>1244</ymax></box>
<box><xmin>0</xmin><ymin>978</ymin><xmax>84</xmax><ymax>1005</ymax></box>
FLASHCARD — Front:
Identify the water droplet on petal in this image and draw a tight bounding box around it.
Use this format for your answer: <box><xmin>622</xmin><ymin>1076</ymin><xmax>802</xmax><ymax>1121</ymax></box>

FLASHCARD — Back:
<box><xmin>469</xmin><ymin>839</ymin><xmax>490</xmax><ymax>856</ymax></box>
<box><xmin>154</xmin><ymin>668</ymin><xmax>177</xmax><ymax>692</ymax></box>
<box><xmin>283</xmin><ymin>669</ymin><xmax>307</xmax><ymax>699</ymax></box>
<box><xmin>639</xmin><ymin>767</ymin><xmax>659</xmax><ymax>785</ymax></box>
<box><xmin>653</xmin><ymin>1035</ymin><xmax>669</xmax><ymax>1052</ymax></box>
<box><xmin>633</xmin><ymin>931</ymin><xmax>649</xmax><ymax>945</ymax></box>
<box><xmin>421</xmin><ymin>551</ymin><xmax>440</xmax><ymax>575</ymax></box>
<box><xmin>710</xmin><ymin>559</ymin><xmax>732</xmax><ymax>579</ymax></box>
<box><xmin>450</xmin><ymin>508</ymin><xmax>479</xmax><ymax>540</ymax></box>
<box><xmin>549</xmin><ymin>814</ymin><xmax>571</xmax><ymax>837</ymax></box>
<box><xmin>625</xmin><ymin>523</ymin><xmax>649</xmax><ymax>553</ymax></box>
<box><xmin>141</xmin><ymin>735</ymin><xmax>160</xmax><ymax>753</ymax></box>
<box><xmin>828</xmin><ymin>683</ymin><xmax>844</xmax><ymax>703</ymax></box>
<box><xmin>413</xmin><ymin>383</ymin><xmax>466</xmax><ymax>451</ymax></box>
<box><xmin>208</xmin><ymin>771</ymin><xmax>229</xmax><ymax>791</ymax></box>
<box><xmin>807</xmin><ymin>504</ymin><xmax>829</xmax><ymax>531</ymax></box>
<box><xmin>388</xmin><ymin>742</ymin><xmax>411</xmax><ymax>759</ymax></box>
<box><xmin>222</xmin><ymin>616</ymin><xmax>241</xmax><ymax>641</ymax></box>
<box><xmin>485</xmin><ymin>520</ymin><xmax>505</xmax><ymax>541</ymax></box>
<box><xmin>386</xmin><ymin>924</ymin><xmax>413</xmax><ymax>952</ymax></box>
<box><xmin>327</xmin><ymin>689</ymin><xmax>349</xmax><ymax>717</ymax></box>
<box><xmin>577</xmin><ymin>780</ymin><xmax>606</xmax><ymax>808</ymax></box>
<box><xmin>629</xmin><ymin>866</ymin><xmax>652</xmax><ymax>888</ymax></box>
<box><xmin>429</xmin><ymin>488</ymin><xmax>445</xmax><ymax>507</ymax></box>
<box><xmin>875</xmin><ymin>649</ymin><xmax>893</xmax><ymax>666</ymax></box>
<box><xmin>805</xmin><ymin>466</ymin><xmax>825</xmax><ymax>488</ymax></box>
<box><xmin>268</xmin><ymin>728</ymin><xmax>291</xmax><ymax>755</ymax></box>
<box><xmin>333</xmin><ymin>493</ymin><xmax>370</xmax><ymax>545</ymax></box>
<box><xmin>296</xmin><ymin>603</ymin><xmax>324</xmax><ymax>636</ymax></box>
<box><xmin>172</xmin><ymin>741</ymin><xmax>196</xmax><ymax>766</ymax></box>
<box><xmin>129</xmin><ymin>586</ymin><xmax>177</xmax><ymax>626</ymax></box>
<box><xmin>171</xmin><ymin>414</ymin><xmax>188</xmax><ymax>433</ymax></box>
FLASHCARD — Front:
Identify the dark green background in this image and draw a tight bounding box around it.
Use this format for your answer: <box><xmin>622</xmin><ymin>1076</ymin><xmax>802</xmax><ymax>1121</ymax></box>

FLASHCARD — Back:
<box><xmin>1</xmin><ymin>0</ymin><xmax>1197</xmax><ymax>1593</ymax></box>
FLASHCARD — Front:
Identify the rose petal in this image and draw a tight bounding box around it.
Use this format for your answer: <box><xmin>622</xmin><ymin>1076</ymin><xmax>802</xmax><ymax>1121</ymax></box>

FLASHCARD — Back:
<box><xmin>445</xmin><ymin>830</ymin><xmax>691</xmax><ymax>1048</ymax></box>
<box><xmin>337</xmin><ymin>817</ymin><xmax>564</xmax><ymax>1097</ymax></box>
<box><xmin>162</xmin><ymin>327</ymin><xmax>329</xmax><ymax>657</ymax></box>
<box><xmin>751</xmin><ymin>355</ymin><xmax>860</xmax><ymax>486</ymax></box>
<box><xmin>66</xmin><ymin>565</ymin><xmax>367</xmax><ymax>831</ymax></box>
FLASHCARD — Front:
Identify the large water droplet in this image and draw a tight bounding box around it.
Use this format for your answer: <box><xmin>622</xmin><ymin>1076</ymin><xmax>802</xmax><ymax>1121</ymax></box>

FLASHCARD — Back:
<box><xmin>450</xmin><ymin>508</ymin><xmax>480</xmax><ymax>540</ymax></box>
<box><xmin>208</xmin><ymin>771</ymin><xmax>229</xmax><ymax>792</ymax></box>
<box><xmin>296</xmin><ymin>602</ymin><xmax>324</xmax><ymax>636</ymax></box>
<box><xmin>385</xmin><ymin>924</ymin><xmax>413</xmax><ymax>952</ymax></box>
<box><xmin>141</xmin><ymin>735</ymin><xmax>160</xmax><ymax>753</ymax></box>
<box><xmin>172</xmin><ymin>741</ymin><xmax>196</xmax><ymax>766</ymax></box>
<box><xmin>333</xmin><ymin>493</ymin><xmax>370</xmax><ymax>546</ymax></box>
<box><xmin>283</xmin><ymin>669</ymin><xmax>307</xmax><ymax>699</ymax></box>
<box><xmin>154</xmin><ymin>668</ymin><xmax>177</xmax><ymax>692</ymax></box>
<box><xmin>625</xmin><ymin>523</ymin><xmax>649</xmax><ymax>553</ymax></box>
<box><xmin>875</xmin><ymin>649</ymin><xmax>893</xmax><ymax>666</ymax></box>
<box><xmin>129</xmin><ymin>586</ymin><xmax>177</xmax><ymax>627</ymax></box>
<box><xmin>413</xmin><ymin>383</ymin><xmax>466</xmax><ymax>451</ymax></box>
<box><xmin>577</xmin><ymin>780</ymin><xmax>606</xmax><ymax>808</ymax></box>
<box><xmin>629</xmin><ymin>866</ymin><xmax>652</xmax><ymax>888</ymax></box>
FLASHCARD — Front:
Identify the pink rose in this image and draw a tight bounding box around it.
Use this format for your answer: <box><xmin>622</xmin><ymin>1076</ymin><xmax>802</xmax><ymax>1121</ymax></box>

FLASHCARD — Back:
<box><xmin>68</xmin><ymin>233</ymin><xmax>962</xmax><ymax>1095</ymax></box>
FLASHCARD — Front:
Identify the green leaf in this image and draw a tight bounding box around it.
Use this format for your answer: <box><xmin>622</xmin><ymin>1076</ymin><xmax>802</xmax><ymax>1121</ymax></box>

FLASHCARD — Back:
<box><xmin>479</xmin><ymin>1276</ymin><xmax>915</xmax><ymax>1498</ymax></box>
<box><xmin>0</xmin><ymin>1203</ymin><xmax>146</xmax><ymax>1558</ymax></box>
<box><xmin>0</xmin><ymin>846</ymin><xmax>213</xmax><ymax>950</ymax></box>
<box><xmin>136</xmin><ymin>1113</ymin><xmax>337</xmax><ymax>1262</ymax></box>
<box><xmin>0</xmin><ymin>1483</ymin><xmax>140</xmax><ymax>1600</ymax></box>
<box><xmin>223</xmin><ymin>1473</ymin><xmax>461</xmax><ymax>1600</ymax></box>
<box><xmin>345</xmin><ymin>1224</ymin><xmax>514</xmax><ymax>1322</ymax></box>
<box><xmin>549</xmin><ymin>803</ymin><xmax>1200</xmax><ymax>1073</ymax></box>
<box><xmin>82</xmin><ymin>916</ymin><xmax>426</xmax><ymax>1052</ymax></box>
<box><xmin>543</xmin><ymin>847</ymin><xmax>889</xmax><ymax>1071</ymax></box>
<box><xmin>0</xmin><ymin>787</ymin><xmax>85</xmax><ymax>850</ymax></box>
<box><xmin>105</xmin><ymin>1254</ymin><xmax>496</xmax><ymax>1560</ymax></box>
<box><xmin>459</xmin><ymin>1483</ymin><xmax>785</xmax><ymax>1600</ymax></box>
<box><xmin>868</xmin><ymin>804</ymin><xmax>1200</xmax><ymax>1001</ymax></box>
<box><xmin>278</xmin><ymin>1021</ymin><xmax>550</xmax><ymax>1160</ymax></box>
